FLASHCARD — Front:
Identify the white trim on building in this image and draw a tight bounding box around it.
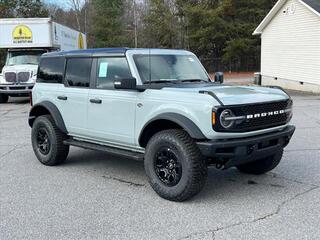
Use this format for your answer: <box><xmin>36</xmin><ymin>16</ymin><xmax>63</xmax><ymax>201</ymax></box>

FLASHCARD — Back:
<box><xmin>254</xmin><ymin>0</ymin><xmax>320</xmax><ymax>93</ymax></box>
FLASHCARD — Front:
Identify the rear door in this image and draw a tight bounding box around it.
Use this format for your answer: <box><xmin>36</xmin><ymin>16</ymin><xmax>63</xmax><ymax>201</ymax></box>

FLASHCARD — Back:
<box><xmin>55</xmin><ymin>57</ymin><xmax>92</xmax><ymax>137</ymax></box>
<box><xmin>87</xmin><ymin>57</ymin><xmax>138</xmax><ymax>146</ymax></box>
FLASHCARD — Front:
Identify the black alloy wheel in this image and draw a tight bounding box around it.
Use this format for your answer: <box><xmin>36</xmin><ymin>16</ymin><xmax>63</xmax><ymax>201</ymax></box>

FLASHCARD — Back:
<box><xmin>144</xmin><ymin>129</ymin><xmax>208</xmax><ymax>202</ymax></box>
<box><xmin>31</xmin><ymin>115</ymin><xmax>69</xmax><ymax>166</ymax></box>
<box><xmin>37</xmin><ymin>128</ymin><xmax>51</xmax><ymax>155</ymax></box>
<box><xmin>154</xmin><ymin>147</ymin><xmax>182</xmax><ymax>187</ymax></box>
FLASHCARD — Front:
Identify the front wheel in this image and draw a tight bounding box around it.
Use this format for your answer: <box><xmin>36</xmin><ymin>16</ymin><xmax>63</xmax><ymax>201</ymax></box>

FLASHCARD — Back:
<box><xmin>236</xmin><ymin>149</ymin><xmax>283</xmax><ymax>175</ymax></box>
<box><xmin>31</xmin><ymin>115</ymin><xmax>69</xmax><ymax>166</ymax></box>
<box><xmin>144</xmin><ymin>129</ymin><xmax>207</xmax><ymax>202</ymax></box>
<box><xmin>0</xmin><ymin>94</ymin><xmax>8</xmax><ymax>103</ymax></box>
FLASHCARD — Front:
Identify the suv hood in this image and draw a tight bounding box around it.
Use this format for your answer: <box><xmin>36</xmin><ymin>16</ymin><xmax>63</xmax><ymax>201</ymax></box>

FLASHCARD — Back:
<box><xmin>163</xmin><ymin>84</ymin><xmax>289</xmax><ymax>105</ymax></box>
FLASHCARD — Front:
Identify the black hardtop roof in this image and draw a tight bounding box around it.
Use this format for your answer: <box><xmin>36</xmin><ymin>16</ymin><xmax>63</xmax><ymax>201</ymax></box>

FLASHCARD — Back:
<box><xmin>42</xmin><ymin>48</ymin><xmax>129</xmax><ymax>58</ymax></box>
<box><xmin>42</xmin><ymin>48</ymin><xmax>190</xmax><ymax>58</ymax></box>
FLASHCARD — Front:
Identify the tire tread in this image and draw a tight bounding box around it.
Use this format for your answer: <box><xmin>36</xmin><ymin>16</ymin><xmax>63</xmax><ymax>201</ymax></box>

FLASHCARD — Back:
<box><xmin>145</xmin><ymin>129</ymin><xmax>207</xmax><ymax>202</ymax></box>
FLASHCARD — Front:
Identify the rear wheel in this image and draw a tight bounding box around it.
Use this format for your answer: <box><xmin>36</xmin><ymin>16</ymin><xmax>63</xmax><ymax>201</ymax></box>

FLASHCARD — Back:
<box><xmin>0</xmin><ymin>94</ymin><xmax>8</xmax><ymax>103</ymax></box>
<box><xmin>236</xmin><ymin>149</ymin><xmax>283</xmax><ymax>175</ymax></box>
<box><xmin>144</xmin><ymin>129</ymin><xmax>207</xmax><ymax>202</ymax></box>
<box><xmin>31</xmin><ymin>115</ymin><xmax>69</xmax><ymax>166</ymax></box>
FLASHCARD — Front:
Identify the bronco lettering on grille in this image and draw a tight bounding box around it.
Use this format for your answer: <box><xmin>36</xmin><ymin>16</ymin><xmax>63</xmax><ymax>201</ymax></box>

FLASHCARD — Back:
<box><xmin>246</xmin><ymin>110</ymin><xmax>286</xmax><ymax>119</ymax></box>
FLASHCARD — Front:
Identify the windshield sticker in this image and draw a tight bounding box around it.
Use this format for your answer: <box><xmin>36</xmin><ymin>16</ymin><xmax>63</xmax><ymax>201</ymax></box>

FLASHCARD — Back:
<box><xmin>188</xmin><ymin>57</ymin><xmax>195</xmax><ymax>62</ymax></box>
<box><xmin>99</xmin><ymin>62</ymin><xmax>108</xmax><ymax>78</ymax></box>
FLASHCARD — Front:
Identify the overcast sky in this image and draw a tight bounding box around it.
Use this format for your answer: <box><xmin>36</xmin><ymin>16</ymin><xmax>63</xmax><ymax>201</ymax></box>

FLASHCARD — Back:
<box><xmin>44</xmin><ymin>0</ymin><xmax>73</xmax><ymax>9</ymax></box>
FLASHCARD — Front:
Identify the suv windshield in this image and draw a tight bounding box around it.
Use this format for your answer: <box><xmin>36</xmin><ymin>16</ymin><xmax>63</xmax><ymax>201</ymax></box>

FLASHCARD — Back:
<box><xmin>6</xmin><ymin>50</ymin><xmax>46</xmax><ymax>66</ymax></box>
<box><xmin>133</xmin><ymin>54</ymin><xmax>210</xmax><ymax>83</ymax></box>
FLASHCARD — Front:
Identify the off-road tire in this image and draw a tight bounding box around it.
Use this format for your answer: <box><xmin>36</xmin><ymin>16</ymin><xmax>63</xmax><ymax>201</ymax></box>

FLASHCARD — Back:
<box><xmin>236</xmin><ymin>149</ymin><xmax>283</xmax><ymax>175</ymax></box>
<box><xmin>31</xmin><ymin>115</ymin><xmax>69</xmax><ymax>166</ymax></box>
<box><xmin>144</xmin><ymin>129</ymin><xmax>207</xmax><ymax>202</ymax></box>
<box><xmin>0</xmin><ymin>94</ymin><xmax>8</xmax><ymax>103</ymax></box>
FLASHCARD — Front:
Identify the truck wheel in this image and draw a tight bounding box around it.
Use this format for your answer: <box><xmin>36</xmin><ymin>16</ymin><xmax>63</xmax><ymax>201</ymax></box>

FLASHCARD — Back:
<box><xmin>144</xmin><ymin>129</ymin><xmax>207</xmax><ymax>202</ymax></box>
<box><xmin>31</xmin><ymin>115</ymin><xmax>69</xmax><ymax>166</ymax></box>
<box><xmin>236</xmin><ymin>149</ymin><xmax>283</xmax><ymax>175</ymax></box>
<box><xmin>0</xmin><ymin>94</ymin><xmax>8</xmax><ymax>103</ymax></box>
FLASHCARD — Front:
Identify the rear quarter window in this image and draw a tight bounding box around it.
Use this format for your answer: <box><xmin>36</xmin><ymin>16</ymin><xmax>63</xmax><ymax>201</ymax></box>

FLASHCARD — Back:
<box><xmin>37</xmin><ymin>57</ymin><xmax>65</xmax><ymax>83</ymax></box>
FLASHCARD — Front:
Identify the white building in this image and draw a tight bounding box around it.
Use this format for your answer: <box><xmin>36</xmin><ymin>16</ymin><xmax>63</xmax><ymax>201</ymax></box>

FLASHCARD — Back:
<box><xmin>254</xmin><ymin>0</ymin><xmax>320</xmax><ymax>93</ymax></box>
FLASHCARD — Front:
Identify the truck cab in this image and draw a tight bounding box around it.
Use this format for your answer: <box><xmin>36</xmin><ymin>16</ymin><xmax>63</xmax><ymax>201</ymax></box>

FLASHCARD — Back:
<box><xmin>0</xmin><ymin>49</ymin><xmax>47</xmax><ymax>101</ymax></box>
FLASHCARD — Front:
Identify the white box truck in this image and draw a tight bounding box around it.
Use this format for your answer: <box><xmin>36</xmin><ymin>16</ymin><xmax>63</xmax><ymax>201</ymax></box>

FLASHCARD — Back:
<box><xmin>0</xmin><ymin>18</ymin><xmax>87</xmax><ymax>103</ymax></box>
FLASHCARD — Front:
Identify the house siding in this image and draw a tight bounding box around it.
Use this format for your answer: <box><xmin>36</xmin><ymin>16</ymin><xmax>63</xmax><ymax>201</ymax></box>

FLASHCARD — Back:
<box><xmin>261</xmin><ymin>0</ymin><xmax>320</xmax><ymax>88</ymax></box>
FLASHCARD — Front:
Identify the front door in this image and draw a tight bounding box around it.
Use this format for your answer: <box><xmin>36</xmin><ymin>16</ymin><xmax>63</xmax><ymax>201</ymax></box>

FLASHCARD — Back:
<box><xmin>87</xmin><ymin>57</ymin><xmax>138</xmax><ymax>147</ymax></box>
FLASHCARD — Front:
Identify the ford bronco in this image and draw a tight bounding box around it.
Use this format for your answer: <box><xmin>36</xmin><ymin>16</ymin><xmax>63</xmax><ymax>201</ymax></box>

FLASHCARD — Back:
<box><xmin>29</xmin><ymin>48</ymin><xmax>295</xmax><ymax>201</ymax></box>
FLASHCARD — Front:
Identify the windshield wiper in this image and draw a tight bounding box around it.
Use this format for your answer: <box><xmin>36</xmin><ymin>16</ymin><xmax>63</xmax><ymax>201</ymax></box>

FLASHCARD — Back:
<box><xmin>179</xmin><ymin>79</ymin><xmax>209</xmax><ymax>83</ymax></box>
<box><xmin>148</xmin><ymin>80</ymin><xmax>177</xmax><ymax>84</ymax></box>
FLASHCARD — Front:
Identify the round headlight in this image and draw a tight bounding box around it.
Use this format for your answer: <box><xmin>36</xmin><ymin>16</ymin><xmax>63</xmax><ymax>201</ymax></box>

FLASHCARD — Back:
<box><xmin>220</xmin><ymin>109</ymin><xmax>235</xmax><ymax>129</ymax></box>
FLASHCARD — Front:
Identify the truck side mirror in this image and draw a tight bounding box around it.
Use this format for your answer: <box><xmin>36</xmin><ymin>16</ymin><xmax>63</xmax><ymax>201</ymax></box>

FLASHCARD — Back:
<box><xmin>114</xmin><ymin>77</ymin><xmax>137</xmax><ymax>90</ymax></box>
<box><xmin>215</xmin><ymin>72</ymin><xmax>224</xmax><ymax>84</ymax></box>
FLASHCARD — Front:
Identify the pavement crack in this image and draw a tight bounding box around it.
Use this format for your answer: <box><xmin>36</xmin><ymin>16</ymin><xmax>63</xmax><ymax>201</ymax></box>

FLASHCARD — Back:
<box><xmin>178</xmin><ymin>186</ymin><xmax>319</xmax><ymax>240</ymax></box>
<box><xmin>252</xmin><ymin>185</ymin><xmax>319</xmax><ymax>223</ymax></box>
<box><xmin>285</xmin><ymin>148</ymin><xmax>320</xmax><ymax>152</ymax></box>
<box><xmin>0</xmin><ymin>110</ymin><xmax>11</xmax><ymax>117</ymax></box>
<box><xmin>0</xmin><ymin>145</ymin><xmax>20</xmax><ymax>159</ymax></box>
<box><xmin>102</xmin><ymin>175</ymin><xmax>145</xmax><ymax>187</ymax></box>
<box><xmin>267</xmin><ymin>172</ymin><xmax>320</xmax><ymax>188</ymax></box>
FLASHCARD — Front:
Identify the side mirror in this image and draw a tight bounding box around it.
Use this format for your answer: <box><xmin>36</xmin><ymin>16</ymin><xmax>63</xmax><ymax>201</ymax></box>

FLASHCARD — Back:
<box><xmin>214</xmin><ymin>72</ymin><xmax>224</xmax><ymax>84</ymax></box>
<box><xmin>114</xmin><ymin>77</ymin><xmax>137</xmax><ymax>90</ymax></box>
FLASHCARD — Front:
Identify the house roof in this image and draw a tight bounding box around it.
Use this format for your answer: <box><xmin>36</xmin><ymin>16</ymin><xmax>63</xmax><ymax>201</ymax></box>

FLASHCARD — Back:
<box><xmin>303</xmin><ymin>0</ymin><xmax>320</xmax><ymax>13</ymax></box>
<box><xmin>253</xmin><ymin>0</ymin><xmax>320</xmax><ymax>35</ymax></box>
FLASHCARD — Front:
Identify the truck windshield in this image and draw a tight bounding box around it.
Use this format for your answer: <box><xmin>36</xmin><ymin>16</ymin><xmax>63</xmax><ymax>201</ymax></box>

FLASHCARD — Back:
<box><xmin>6</xmin><ymin>50</ymin><xmax>46</xmax><ymax>66</ymax></box>
<box><xmin>133</xmin><ymin>54</ymin><xmax>210</xmax><ymax>83</ymax></box>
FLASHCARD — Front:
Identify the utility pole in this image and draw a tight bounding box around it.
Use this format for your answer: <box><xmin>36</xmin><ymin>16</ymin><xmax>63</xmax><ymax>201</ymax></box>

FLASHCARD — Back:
<box><xmin>133</xmin><ymin>0</ymin><xmax>138</xmax><ymax>48</ymax></box>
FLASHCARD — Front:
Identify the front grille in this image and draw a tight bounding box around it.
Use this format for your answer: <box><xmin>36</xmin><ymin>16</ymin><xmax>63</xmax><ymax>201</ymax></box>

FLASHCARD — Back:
<box><xmin>214</xmin><ymin>99</ymin><xmax>293</xmax><ymax>132</ymax></box>
<box><xmin>17</xmin><ymin>72</ymin><xmax>30</xmax><ymax>82</ymax></box>
<box><xmin>5</xmin><ymin>72</ymin><xmax>16</xmax><ymax>83</ymax></box>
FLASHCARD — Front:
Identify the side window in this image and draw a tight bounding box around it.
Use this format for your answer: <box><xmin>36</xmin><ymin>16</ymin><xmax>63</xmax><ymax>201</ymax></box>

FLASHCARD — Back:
<box><xmin>37</xmin><ymin>57</ymin><xmax>64</xmax><ymax>83</ymax></box>
<box><xmin>96</xmin><ymin>57</ymin><xmax>132</xmax><ymax>89</ymax></box>
<box><xmin>65</xmin><ymin>58</ymin><xmax>92</xmax><ymax>88</ymax></box>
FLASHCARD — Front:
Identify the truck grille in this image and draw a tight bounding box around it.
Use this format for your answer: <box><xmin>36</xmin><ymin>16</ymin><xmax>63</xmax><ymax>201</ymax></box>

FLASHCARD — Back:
<box><xmin>17</xmin><ymin>72</ymin><xmax>30</xmax><ymax>82</ymax></box>
<box><xmin>214</xmin><ymin>99</ymin><xmax>293</xmax><ymax>132</ymax></box>
<box><xmin>4</xmin><ymin>72</ymin><xmax>30</xmax><ymax>83</ymax></box>
<box><xmin>5</xmin><ymin>72</ymin><xmax>16</xmax><ymax>82</ymax></box>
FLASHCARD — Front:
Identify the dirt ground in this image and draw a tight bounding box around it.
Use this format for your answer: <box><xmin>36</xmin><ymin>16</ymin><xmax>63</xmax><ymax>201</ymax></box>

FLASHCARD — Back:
<box><xmin>210</xmin><ymin>72</ymin><xmax>255</xmax><ymax>85</ymax></box>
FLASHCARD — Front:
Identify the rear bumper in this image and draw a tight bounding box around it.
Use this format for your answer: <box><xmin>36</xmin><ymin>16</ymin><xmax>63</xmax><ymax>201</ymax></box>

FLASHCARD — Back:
<box><xmin>0</xmin><ymin>84</ymin><xmax>33</xmax><ymax>95</ymax></box>
<box><xmin>197</xmin><ymin>125</ymin><xmax>295</xmax><ymax>169</ymax></box>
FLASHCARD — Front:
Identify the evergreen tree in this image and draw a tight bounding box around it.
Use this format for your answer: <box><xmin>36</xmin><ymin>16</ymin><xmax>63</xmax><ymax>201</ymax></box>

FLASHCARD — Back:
<box><xmin>142</xmin><ymin>0</ymin><xmax>180</xmax><ymax>48</ymax></box>
<box><xmin>91</xmin><ymin>0</ymin><xmax>127</xmax><ymax>47</ymax></box>
<box><xmin>0</xmin><ymin>0</ymin><xmax>48</xmax><ymax>67</ymax></box>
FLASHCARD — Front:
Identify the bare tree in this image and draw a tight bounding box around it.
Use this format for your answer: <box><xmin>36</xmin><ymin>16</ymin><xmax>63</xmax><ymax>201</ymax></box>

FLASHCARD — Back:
<box><xmin>67</xmin><ymin>0</ymin><xmax>87</xmax><ymax>31</ymax></box>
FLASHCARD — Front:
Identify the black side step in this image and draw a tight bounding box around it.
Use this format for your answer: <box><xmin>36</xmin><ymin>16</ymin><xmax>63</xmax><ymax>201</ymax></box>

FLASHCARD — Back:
<box><xmin>64</xmin><ymin>139</ymin><xmax>144</xmax><ymax>161</ymax></box>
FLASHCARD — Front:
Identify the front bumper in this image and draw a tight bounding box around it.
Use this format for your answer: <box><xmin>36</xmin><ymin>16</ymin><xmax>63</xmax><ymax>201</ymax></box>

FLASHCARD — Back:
<box><xmin>0</xmin><ymin>83</ymin><xmax>34</xmax><ymax>95</ymax></box>
<box><xmin>197</xmin><ymin>125</ymin><xmax>295</xmax><ymax>169</ymax></box>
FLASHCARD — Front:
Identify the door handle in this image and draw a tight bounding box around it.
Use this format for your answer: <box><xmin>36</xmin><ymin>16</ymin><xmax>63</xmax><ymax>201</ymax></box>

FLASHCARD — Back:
<box><xmin>57</xmin><ymin>96</ymin><xmax>67</xmax><ymax>101</ymax></box>
<box><xmin>90</xmin><ymin>98</ymin><xmax>102</xmax><ymax>104</ymax></box>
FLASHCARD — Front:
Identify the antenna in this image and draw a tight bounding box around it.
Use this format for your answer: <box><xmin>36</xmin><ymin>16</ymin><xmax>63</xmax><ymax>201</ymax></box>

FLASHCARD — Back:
<box><xmin>148</xmin><ymin>48</ymin><xmax>151</xmax><ymax>85</ymax></box>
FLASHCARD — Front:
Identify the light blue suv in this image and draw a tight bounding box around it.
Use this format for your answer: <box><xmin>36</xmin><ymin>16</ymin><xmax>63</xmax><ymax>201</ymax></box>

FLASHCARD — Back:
<box><xmin>29</xmin><ymin>48</ymin><xmax>295</xmax><ymax>201</ymax></box>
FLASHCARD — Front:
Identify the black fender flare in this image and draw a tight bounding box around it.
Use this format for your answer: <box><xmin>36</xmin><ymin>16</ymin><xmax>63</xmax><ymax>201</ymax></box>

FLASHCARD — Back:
<box><xmin>139</xmin><ymin>113</ymin><xmax>207</xmax><ymax>144</ymax></box>
<box><xmin>28</xmin><ymin>101</ymin><xmax>67</xmax><ymax>134</ymax></box>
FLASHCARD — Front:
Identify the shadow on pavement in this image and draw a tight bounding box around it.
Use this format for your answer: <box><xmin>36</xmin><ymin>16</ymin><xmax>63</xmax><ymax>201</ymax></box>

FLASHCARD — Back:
<box><xmin>8</xmin><ymin>97</ymin><xmax>29</xmax><ymax>104</ymax></box>
<box><xmin>62</xmin><ymin>147</ymin><xmax>283</xmax><ymax>202</ymax></box>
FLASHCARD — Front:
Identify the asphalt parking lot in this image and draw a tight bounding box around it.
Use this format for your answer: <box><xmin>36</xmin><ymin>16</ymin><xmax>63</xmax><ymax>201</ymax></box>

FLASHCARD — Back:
<box><xmin>0</xmin><ymin>92</ymin><xmax>320</xmax><ymax>240</ymax></box>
